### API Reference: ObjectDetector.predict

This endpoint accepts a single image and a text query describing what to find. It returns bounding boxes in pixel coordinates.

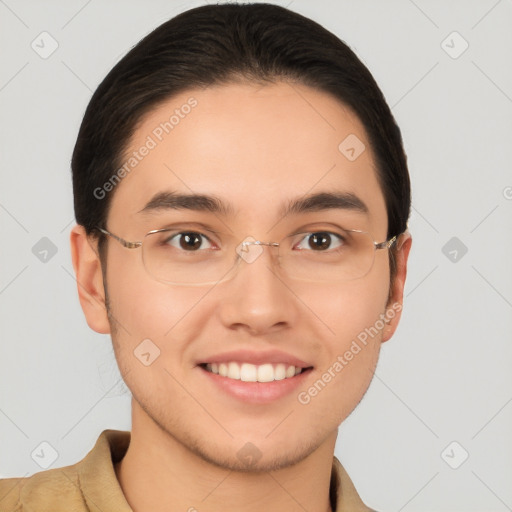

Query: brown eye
[165,232,213,251]
[308,232,331,251]
[295,232,344,251]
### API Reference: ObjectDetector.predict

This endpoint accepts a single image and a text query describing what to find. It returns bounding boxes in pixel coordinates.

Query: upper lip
[198,349,312,369]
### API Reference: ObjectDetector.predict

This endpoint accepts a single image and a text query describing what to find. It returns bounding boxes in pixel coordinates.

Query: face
[79,81,409,471]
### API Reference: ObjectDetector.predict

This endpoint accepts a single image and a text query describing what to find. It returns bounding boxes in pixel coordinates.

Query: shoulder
[0,429,131,512]
[0,462,83,511]
[331,456,382,512]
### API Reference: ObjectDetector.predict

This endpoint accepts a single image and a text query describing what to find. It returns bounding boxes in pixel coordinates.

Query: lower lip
[199,366,313,404]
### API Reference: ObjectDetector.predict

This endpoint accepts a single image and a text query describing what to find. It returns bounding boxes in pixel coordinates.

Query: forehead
[109,81,387,234]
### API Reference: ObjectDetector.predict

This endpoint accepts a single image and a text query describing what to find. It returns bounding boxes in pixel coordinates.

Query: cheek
[296,284,384,425]
[105,275,207,393]
[106,263,217,371]
[107,252,201,336]
[300,275,389,348]
[294,277,387,414]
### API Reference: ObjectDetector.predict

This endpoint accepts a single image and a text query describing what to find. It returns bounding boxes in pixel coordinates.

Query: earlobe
[382,231,412,343]
[70,225,111,334]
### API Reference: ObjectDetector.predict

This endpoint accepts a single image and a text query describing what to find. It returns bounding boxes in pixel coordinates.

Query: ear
[381,231,412,343]
[70,224,111,334]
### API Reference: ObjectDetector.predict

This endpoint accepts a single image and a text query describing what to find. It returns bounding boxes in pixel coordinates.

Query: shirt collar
[77,429,374,511]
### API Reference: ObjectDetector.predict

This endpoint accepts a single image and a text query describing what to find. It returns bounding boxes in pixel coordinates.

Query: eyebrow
[137,190,369,218]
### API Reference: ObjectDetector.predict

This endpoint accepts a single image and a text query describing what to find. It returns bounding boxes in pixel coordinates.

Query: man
[0,3,411,511]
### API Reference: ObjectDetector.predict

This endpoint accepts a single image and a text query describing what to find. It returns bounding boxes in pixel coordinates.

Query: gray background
[1,0,511,510]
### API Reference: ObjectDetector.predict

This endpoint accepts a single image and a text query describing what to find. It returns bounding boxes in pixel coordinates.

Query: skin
[70,81,412,512]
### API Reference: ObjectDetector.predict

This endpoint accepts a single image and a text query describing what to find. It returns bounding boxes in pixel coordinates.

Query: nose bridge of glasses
[230,237,282,274]
[241,240,280,249]
[238,237,280,256]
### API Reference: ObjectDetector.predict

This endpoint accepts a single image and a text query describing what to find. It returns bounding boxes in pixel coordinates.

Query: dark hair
[71,2,410,288]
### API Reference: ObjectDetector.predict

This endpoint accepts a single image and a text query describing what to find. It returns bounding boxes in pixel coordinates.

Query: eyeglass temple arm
[375,235,397,250]
[95,227,142,249]
[375,228,411,251]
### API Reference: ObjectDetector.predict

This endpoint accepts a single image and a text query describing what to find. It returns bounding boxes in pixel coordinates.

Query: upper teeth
[205,362,303,382]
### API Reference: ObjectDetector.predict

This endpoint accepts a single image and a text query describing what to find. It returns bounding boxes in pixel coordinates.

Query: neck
[115,400,337,512]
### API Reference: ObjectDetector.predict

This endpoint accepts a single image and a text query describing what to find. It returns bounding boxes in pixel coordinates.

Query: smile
[203,362,307,382]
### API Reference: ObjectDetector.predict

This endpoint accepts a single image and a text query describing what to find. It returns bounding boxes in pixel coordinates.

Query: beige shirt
[0,429,375,511]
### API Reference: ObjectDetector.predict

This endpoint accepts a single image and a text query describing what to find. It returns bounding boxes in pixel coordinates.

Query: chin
[136,391,334,473]
[191,439,319,473]
[154,417,321,473]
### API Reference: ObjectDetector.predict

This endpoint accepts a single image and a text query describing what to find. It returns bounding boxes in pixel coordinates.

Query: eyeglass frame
[93,225,407,285]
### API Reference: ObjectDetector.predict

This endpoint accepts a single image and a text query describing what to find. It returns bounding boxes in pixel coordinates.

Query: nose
[216,241,300,335]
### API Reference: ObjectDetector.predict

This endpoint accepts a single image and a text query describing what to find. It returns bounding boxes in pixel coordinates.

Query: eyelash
[162,230,346,252]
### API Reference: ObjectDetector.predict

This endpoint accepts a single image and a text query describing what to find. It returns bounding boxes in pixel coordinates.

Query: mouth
[199,362,313,383]
[196,349,314,403]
